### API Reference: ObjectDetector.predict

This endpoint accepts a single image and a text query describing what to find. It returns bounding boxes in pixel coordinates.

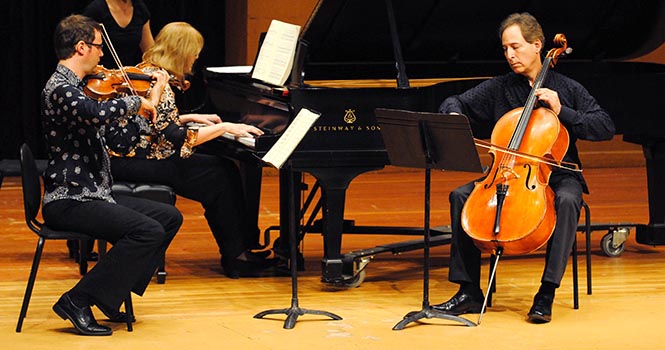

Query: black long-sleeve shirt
[438,70,615,170]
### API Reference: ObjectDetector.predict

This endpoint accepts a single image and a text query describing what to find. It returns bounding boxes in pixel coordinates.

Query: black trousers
[43,196,182,310]
[447,171,583,289]
[110,153,259,259]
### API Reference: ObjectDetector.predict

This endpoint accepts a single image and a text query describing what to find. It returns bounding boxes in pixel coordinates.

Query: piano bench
[109,182,177,284]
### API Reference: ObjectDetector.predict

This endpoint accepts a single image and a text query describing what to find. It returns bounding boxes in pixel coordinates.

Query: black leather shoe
[432,290,483,315]
[246,249,272,259]
[95,302,135,323]
[221,255,279,279]
[52,293,112,336]
[527,293,553,323]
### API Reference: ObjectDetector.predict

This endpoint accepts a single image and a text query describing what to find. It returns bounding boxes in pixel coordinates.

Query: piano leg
[636,141,665,244]
[304,167,383,284]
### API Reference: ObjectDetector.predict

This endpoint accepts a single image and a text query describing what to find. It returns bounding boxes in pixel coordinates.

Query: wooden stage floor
[1,166,664,350]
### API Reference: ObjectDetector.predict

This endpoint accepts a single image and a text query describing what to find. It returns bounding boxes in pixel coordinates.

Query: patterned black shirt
[41,64,142,205]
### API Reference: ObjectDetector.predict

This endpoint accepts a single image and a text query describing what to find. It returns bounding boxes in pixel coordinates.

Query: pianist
[102,22,275,278]
[434,12,615,323]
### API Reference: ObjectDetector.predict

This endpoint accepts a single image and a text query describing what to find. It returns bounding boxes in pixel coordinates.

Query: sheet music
[251,19,301,86]
[262,108,320,169]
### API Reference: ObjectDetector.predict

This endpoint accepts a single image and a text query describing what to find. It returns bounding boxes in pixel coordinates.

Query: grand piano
[202,0,665,284]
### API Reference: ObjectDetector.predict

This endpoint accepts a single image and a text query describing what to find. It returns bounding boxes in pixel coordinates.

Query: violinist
[101,22,276,279]
[434,13,615,323]
[68,0,155,262]
[42,14,182,335]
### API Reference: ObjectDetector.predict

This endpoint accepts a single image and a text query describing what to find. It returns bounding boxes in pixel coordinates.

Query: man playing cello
[434,12,615,323]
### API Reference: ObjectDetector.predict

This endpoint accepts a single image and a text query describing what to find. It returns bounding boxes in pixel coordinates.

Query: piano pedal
[272,237,305,271]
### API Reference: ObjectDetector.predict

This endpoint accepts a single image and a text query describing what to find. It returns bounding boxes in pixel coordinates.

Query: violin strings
[99,24,138,96]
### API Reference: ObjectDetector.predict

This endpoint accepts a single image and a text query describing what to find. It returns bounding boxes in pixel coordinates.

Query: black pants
[110,153,259,259]
[447,171,583,289]
[43,196,182,310]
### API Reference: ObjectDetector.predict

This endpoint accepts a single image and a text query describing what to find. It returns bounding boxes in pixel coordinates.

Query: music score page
[262,108,320,169]
[251,19,301,86]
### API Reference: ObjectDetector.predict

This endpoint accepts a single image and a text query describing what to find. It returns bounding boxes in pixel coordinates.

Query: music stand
[254,163,342,329]
[374,108,482,330]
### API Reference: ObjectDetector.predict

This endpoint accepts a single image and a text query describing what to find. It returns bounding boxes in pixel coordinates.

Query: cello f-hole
[524,164,536,190]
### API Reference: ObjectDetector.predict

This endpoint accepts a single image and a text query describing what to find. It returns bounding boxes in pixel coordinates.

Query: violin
[84,65,151,100]
[84,65,191,100]
[461,34,572,257]
[83,23,190,101]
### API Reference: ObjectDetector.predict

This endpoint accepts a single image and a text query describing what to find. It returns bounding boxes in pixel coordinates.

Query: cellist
[433,12,615,323]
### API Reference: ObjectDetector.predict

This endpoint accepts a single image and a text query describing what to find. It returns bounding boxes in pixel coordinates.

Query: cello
[460,33,574,322]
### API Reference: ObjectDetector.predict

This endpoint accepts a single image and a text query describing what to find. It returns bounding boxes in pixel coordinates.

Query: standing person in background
[83,0,154,67]
[43,14,182,335]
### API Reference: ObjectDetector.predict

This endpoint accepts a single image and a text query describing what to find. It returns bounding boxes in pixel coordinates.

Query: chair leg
[16,237,46,332]
[98,240,107,257]
[572,239,579,310]
[582,202,592,295]
[79,238,93,275]
[156,251,167,284]
[125,294,134,332]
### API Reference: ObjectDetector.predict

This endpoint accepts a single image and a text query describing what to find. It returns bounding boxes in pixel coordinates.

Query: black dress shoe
[95,302,135,323]
[52,293,112,336]
[221,255,279,279]
[527,293,553,323]
[432,290,483,315]
[246,249,272,259]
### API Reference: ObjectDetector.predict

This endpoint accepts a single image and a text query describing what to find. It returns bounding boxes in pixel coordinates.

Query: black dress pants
[447,171,583,289]
[110,153,259,260]
[43,196,182,310]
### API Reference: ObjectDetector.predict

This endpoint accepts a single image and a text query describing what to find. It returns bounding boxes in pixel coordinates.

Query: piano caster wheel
[342,268,366,288]
[328,256,371,289]
[601,229,627,257]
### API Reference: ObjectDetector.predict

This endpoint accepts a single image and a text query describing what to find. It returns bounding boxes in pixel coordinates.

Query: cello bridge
[499,165,520,181]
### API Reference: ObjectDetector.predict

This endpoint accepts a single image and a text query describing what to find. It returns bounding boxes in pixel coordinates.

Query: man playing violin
[434,12,615,323]
[42,14,182,335]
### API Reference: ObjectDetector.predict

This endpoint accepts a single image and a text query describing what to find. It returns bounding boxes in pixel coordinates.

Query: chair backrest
[19,143,43,232]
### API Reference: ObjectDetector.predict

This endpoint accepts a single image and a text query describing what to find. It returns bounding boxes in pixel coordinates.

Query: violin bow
[99,24,139,96]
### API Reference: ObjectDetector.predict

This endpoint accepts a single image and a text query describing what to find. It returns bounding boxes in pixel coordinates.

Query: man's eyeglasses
[84,41,104,50]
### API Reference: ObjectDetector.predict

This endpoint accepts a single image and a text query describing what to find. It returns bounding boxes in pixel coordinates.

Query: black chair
[487,200,592,310]
[110,181,176,284]
[15,143,133,333]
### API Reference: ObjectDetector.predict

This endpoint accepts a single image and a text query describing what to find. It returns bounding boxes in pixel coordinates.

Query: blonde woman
[103,22,273,278]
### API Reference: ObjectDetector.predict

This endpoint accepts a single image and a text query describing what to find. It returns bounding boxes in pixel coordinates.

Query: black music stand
[374,108,483,330]
[254,162,342,329]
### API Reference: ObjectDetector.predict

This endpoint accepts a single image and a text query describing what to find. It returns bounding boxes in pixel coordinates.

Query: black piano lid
[298,0,665,80]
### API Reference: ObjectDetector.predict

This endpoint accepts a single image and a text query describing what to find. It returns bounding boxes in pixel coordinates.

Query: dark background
[1,1,227,159]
